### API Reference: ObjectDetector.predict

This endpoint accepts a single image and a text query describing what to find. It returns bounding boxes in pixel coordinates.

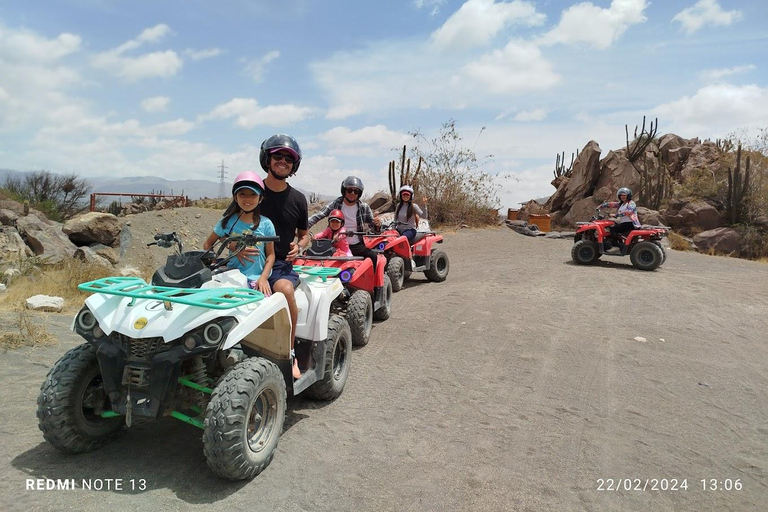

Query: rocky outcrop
[593,149,641,196]
[693,227,740,256]
[662,199,724,235]
[16,214,78,264]
[0,228,33,264]
[63,212,122,246]
[546,141,601,213]
[637,207,667,227]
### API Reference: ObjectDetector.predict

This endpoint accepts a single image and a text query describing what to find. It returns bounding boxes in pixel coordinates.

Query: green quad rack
[292,265,341,282]
[78,276,264,310]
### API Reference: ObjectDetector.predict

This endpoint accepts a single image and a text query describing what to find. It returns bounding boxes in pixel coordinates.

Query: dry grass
[667,231,692,251]
[0,259,128,313]
[192,197,231,209]
[0,306,55,350]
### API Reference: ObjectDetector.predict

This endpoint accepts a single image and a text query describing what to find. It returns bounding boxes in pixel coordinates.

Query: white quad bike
[37,232,352,480]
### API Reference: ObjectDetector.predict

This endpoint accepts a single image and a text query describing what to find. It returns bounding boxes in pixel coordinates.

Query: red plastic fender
[412,234,443,257]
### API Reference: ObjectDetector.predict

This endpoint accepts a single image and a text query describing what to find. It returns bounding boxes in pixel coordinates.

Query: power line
[217,160,228,198]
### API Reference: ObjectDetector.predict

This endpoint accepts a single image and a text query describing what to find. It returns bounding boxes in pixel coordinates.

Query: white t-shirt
[341,202,359,245]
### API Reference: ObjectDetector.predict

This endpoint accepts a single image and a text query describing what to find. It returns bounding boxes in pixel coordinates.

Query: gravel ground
[1,212,766,512]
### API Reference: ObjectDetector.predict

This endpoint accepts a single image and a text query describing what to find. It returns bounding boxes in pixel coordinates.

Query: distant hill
[0,169,331,202]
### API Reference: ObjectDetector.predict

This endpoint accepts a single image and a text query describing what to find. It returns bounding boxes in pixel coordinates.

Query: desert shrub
[2,170,91,221]
[676,167,724,202]
[667,231,692,251]
[737,224,768,260]
[0,306,54,350]
[408,120,499,227]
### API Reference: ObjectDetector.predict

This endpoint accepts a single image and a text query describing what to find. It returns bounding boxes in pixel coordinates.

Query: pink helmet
[232,171,265,196]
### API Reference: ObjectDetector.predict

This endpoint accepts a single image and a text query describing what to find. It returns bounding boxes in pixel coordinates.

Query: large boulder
[544,176,570,212]
[693,227,740,256]
[369,191,393,213]
[0,209,19,226]
[560,141,602,210]
[0,199,54,224]
[517,199,548,222]
[663,199,724,235]
[16,214,78,264]
[63,212,122,246]
[637,207,667,227]
[74,246,113,267]
[564,196,600,226]
[658,133,698,175]
[594,149,641,196]
[0,228,33,264]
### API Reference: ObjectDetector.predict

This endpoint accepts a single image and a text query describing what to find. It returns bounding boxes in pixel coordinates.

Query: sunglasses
[344,188,361,195]
[271,153,295,164]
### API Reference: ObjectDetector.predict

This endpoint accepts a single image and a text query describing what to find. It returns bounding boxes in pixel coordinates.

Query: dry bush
[408,120,500,228]
[0,259,117,313]
[0,306,55,350]
[192,198,231,210]
[737,224,768,260]
[667,231,692,251]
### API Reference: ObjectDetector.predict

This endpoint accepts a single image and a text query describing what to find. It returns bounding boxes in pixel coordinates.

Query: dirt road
[1,227,766,511]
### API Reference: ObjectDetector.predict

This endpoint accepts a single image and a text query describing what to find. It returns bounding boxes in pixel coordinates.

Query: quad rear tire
[373,274,393,321]
[630,241,664,271]
[307,315,352,400]
[386,256,405,292]
[37,343,123,454]
[654,241,667,265]
[347,290,373,347]
[571,239,599,265]
[203,358,286,480]
[424,249,449,282]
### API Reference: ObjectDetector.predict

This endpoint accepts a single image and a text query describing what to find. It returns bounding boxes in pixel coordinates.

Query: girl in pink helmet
[203,171,276,296]
[313,209,352,256]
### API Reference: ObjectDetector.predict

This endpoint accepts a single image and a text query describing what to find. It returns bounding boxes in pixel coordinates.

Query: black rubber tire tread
[307,315,352,401]
[37,343,123,454]
[571,239,599,265]
[203,358,286,480]
[347,290,372,347]
[654,241,667,265]
[424,249,449,282]
[386,256,405,292]
[373,274,393,321]
[630,241,664,271]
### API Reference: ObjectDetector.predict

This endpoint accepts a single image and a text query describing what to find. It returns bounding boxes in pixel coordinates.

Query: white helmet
[398,185,414,197]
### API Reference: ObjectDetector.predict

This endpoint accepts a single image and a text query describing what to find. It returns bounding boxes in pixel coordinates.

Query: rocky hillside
[517,134,767,258]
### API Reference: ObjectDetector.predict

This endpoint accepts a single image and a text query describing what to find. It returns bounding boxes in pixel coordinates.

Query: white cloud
[414,0,448,17]
[244,50,280,83]
[0,26,81,63]
[652,83,768,138]
[0,23,85,131]
[201,98,316,128]
[462,40,560,94]
[672,0,742,35]
[91,24,182,81]
[698,64,755,82]
[141,96,171,113]
[538,0,648,49]
[514,108,547,121]
[318,125,410,157]
[184,47,223,60]
[326,103,362,120]
[431,0,546,51]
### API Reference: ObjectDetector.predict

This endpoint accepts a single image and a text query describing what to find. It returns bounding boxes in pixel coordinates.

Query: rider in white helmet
[394,185,426,244]
[597,187,641,249]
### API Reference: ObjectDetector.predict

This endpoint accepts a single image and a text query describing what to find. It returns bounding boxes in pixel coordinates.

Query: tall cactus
[388,145,423,202]
[727,143,751,224]
[625,116,658,163]
[638,151,671,210]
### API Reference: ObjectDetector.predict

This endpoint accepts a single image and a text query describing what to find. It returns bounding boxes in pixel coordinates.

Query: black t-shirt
[261,182,308,260]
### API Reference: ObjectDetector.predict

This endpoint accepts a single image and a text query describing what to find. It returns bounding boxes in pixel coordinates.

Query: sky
[1,0,766,209]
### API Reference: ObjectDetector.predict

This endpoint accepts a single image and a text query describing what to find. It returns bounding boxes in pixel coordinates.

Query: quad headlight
[76,308,97,330]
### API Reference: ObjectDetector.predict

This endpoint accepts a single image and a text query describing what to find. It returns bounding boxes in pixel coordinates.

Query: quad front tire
[571,239,599,265]
[203,358,286,480]
[386,256,405,292]
[37,343,123,453]
[307,314,352,400]
[630,241,664,271]
[654,241,667,265]
[424,249,449,282]
[347,290,373,347]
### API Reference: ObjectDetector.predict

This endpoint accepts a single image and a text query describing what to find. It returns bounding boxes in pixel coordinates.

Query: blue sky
[1,0,766,209]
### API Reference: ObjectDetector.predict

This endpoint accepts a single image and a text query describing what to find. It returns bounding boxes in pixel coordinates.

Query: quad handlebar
[148,231,280,271]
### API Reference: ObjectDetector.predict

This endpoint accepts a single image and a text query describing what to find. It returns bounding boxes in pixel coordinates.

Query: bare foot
[292,359,302,379]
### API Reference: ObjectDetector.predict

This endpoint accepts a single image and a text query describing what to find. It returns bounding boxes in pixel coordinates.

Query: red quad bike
[572,208,668,271]
[293,240,392,348]
[357,221,449,292]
